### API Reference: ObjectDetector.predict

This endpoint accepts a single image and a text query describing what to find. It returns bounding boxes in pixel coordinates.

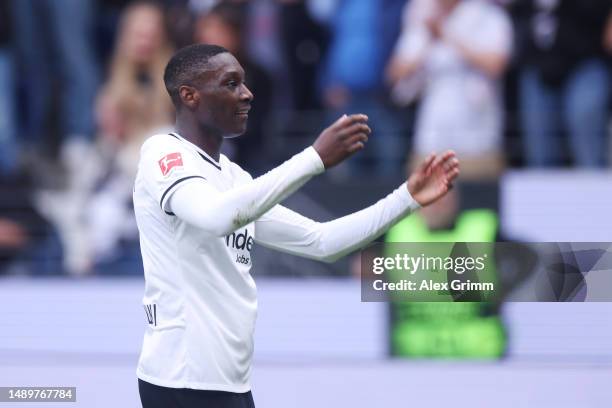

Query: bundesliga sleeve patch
[158,152,184,176]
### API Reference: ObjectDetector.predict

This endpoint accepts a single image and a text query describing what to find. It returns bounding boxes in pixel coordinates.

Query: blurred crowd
[0,0,610,276]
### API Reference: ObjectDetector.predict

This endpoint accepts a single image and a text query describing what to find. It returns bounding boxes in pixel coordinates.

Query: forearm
[257,184,420,263]
[257,149,459,262]
[314,183,420,262]
[386,57,423,85]
[170,147,324,236]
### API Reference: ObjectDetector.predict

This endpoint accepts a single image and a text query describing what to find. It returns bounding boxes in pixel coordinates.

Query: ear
[178,85,200,110]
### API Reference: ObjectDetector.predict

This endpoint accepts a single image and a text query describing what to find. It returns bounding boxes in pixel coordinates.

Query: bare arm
[386,57,424,85]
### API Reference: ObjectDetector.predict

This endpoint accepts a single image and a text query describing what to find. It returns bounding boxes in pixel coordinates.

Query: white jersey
[134,131,419,392]
[134,132,261,392]
[394,0,512,155]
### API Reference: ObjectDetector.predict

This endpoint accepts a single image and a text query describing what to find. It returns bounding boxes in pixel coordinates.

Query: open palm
[408,151,460,207]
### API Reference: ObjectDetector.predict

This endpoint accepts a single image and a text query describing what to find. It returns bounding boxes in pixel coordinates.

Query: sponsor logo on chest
[225,228,254,265]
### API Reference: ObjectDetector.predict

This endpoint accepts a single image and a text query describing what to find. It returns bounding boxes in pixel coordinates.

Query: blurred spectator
[36,1,172,276]
[86,0,174,275]
[0,173,63,276]
[0,1,17,177]
[321,0,405,177]
[11,0,99,177]
[194,2,274,173]
[387,0,512,180]
[244,0,288,109]
[280,0,329,112]
[510,0,612,167]
[96,1,174,161]
[242,1,328,161]
[164,0,196,48]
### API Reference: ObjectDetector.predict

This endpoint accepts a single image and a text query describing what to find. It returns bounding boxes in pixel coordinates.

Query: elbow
[297,223,345,263]
[312,236,343,263]
[322,254,342,264]
[208,212,256,238]
[315,251,341,264]
[199,220,239,238]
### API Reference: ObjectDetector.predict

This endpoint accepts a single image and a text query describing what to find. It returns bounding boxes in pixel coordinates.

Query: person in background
[96,1,174,166]
[387,0,513,180]
[10,0,99,181]
[72,0,174,275]
[194,2,274,174]
[279,0,330,113]
[510,0,611,167]
[40,0,172,276]
[0,1,17,177]
[0,173,64,276]
[320,0,406,178]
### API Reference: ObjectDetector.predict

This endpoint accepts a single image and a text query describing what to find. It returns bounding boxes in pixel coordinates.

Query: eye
[227,80,239,88]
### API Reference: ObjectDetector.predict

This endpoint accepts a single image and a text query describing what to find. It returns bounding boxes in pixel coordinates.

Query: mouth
[236,106,251,118]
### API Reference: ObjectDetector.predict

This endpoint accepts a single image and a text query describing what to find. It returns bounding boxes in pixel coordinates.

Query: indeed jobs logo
[225,228,254,265]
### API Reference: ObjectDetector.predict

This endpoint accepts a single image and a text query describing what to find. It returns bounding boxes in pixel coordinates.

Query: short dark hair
[163,44,229,107]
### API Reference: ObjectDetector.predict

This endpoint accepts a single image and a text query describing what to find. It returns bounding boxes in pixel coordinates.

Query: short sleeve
[139,135,208,214]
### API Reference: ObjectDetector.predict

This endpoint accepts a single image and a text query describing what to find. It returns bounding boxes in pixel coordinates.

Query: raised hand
[408,151,460,207]
[312,114,371,169]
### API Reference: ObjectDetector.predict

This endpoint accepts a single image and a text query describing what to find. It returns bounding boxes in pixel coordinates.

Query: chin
[224,126,248,139]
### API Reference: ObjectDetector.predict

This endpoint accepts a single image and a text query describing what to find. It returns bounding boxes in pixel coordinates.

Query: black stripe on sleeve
[159,175,207,212]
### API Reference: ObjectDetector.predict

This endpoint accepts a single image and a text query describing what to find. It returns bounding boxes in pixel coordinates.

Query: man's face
[192,52,253,137]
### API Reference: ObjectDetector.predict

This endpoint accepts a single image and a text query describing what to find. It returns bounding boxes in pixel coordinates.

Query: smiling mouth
[236,106,251,116]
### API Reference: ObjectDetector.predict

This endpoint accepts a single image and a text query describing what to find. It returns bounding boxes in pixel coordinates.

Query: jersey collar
[169,132,222,171]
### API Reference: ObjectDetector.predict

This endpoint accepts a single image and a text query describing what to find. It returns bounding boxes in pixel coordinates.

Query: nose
[240,83,253,103]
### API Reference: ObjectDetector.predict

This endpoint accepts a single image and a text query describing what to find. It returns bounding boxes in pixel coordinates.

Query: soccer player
[134,44,459,408]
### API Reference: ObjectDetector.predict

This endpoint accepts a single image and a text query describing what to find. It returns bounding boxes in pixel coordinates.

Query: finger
[343,114,369,126]
[443,157,459,173]
[347,133,369,146]
[419,153,436,174]
[429,153,447,174]
[447,167,460,183]
[431,150,456,172]
[348,141,365,153]
[340,123,371,138]
[438,150,456,165]
[444,160,460,179]
[346,132,369,152]
[329,114,349,131]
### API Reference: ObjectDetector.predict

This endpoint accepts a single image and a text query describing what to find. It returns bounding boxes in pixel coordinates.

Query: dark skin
[173,52,459,206]
[175,53,253,160]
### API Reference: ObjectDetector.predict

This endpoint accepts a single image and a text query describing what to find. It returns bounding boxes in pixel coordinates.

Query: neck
[175,112,223,161]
